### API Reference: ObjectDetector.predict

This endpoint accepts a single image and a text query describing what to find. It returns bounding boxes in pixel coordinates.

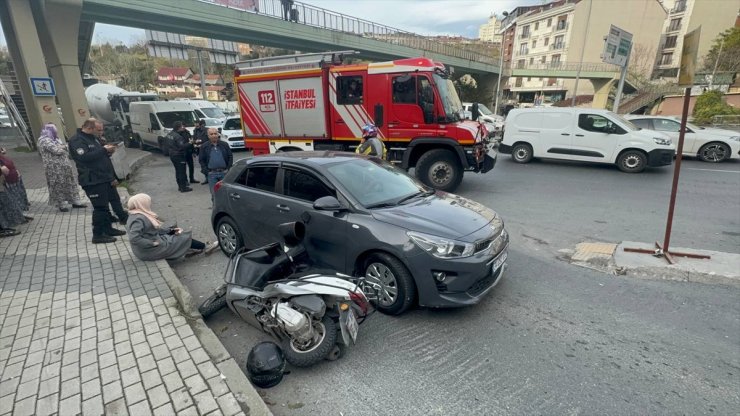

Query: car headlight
[653,137,672,145]
[407,231,475,259]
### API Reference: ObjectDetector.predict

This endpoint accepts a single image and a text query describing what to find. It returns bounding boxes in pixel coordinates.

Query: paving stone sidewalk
[0,145,255,415]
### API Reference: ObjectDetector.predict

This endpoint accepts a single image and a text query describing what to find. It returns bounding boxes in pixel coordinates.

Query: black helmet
[246,341,285,388]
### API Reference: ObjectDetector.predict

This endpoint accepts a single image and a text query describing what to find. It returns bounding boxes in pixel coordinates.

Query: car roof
[241,151,373,167]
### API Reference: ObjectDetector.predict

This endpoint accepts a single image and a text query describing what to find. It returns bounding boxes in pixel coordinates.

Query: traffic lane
[202,247,740,415]
[457,156,740,255]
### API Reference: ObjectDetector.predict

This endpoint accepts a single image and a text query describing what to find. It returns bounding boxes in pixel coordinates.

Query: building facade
[653,0,739,79]
[478,14,503,43]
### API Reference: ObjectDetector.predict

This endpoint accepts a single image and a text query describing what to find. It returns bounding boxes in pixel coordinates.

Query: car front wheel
[617,150,647,173]
[511,143,533,163]
[216,217,243,256]
[698,142,730,163]
[363,253,416,315]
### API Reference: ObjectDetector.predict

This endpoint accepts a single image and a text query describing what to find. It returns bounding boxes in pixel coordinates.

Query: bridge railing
[509,61,621,73]
[198,0,500,67]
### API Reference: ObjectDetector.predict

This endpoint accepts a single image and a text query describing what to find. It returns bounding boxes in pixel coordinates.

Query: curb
[125,152,273,416]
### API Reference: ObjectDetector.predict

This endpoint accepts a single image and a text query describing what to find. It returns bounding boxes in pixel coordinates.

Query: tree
[692,90,739,125]
[454,74,478,103]
[702,26,740,73]
[627,43,656,87]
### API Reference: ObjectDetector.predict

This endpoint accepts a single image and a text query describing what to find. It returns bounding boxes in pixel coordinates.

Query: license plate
[345,310,359,344]
[493,251,507,274]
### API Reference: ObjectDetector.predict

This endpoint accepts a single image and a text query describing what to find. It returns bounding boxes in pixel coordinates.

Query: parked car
[219,116,245,150]
[211,152,509,315]
[499,107,675,173]
[462,102,505,135]
[625,115,740,163]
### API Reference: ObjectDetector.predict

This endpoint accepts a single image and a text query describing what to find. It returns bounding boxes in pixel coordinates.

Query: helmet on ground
[361,123,378,138]
[246,341,286,388]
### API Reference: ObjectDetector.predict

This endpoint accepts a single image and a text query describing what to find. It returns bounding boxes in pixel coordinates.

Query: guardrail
[510,61,621,72]
[712,115,740,128]
[198,0,500,67]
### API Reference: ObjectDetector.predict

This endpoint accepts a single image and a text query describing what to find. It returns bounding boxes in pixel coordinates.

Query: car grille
[474,229,508,255]
[467,266,503,296]
[227,136,243,142]
[475,238,493,253]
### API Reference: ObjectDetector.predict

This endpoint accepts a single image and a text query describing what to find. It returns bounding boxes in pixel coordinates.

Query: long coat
[37,135,81,207]
[126,214,192,261]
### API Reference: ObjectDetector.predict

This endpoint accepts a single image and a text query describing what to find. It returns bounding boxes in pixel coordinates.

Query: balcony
[519,33,531,39]
[517,48,530,56]
[550,43,565,50]
[554,21,568,32]
[670,2,686,14]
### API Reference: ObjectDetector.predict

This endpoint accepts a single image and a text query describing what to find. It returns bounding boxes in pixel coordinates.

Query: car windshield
[607,111,637,131]
[477,104,494,116]
[157,111,196,128]
[224,118,242,130]
[325,158,430,208]
[434,73,463,123]
[201,107,225,119]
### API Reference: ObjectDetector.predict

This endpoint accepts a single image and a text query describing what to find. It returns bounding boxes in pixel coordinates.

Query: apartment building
[653,0,739,79]
[507,0,665,105]
[478,14,503,43]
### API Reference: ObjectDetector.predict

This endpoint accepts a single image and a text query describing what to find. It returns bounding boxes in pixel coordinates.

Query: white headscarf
[127,193,162,228]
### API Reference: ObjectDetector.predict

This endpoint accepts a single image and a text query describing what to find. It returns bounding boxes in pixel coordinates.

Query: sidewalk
[0,142,270,415]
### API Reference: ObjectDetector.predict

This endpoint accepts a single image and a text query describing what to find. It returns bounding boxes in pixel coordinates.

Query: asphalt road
[130,151,740,415]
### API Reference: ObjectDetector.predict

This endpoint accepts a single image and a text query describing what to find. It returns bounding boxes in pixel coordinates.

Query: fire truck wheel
[416,149,463,192]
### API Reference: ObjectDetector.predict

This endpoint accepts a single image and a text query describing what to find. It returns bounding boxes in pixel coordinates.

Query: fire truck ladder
[235,50,359,71]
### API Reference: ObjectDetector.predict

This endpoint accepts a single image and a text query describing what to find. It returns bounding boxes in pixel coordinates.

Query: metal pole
[663,87,691,253]
[570,0,592,106]
[196,49,208,100]
[612,43,632,113]
[493,38,505,115]
[709,38,724,89]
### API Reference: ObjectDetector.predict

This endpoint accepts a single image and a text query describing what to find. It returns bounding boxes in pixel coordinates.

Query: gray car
[211,152,509,315]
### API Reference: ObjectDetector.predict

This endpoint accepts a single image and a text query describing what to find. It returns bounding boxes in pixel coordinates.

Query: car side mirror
[471,103,480,122]
[218,127,222,133]
[313,196,344,211]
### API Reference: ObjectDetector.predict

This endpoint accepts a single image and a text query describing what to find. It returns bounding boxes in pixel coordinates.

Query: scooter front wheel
[199,287,227,319]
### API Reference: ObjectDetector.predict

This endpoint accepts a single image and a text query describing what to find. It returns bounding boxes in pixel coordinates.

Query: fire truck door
[329,72,370,141]
[388,75,436,140]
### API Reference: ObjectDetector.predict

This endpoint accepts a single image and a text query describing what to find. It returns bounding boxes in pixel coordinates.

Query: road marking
[687,168,740,173]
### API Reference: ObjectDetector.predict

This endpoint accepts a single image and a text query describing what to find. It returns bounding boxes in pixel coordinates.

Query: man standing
[199,128,233,200]
[182,126,198,185]
[167,121,193,193]
[69,119,128,244]
[280,0,293,20]
[192,120,209,185]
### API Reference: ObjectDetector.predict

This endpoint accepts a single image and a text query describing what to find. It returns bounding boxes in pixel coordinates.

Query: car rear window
[236,166,278,192]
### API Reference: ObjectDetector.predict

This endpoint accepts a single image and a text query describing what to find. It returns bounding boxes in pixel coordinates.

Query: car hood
[632,129,675,148]
[371,192,497,239]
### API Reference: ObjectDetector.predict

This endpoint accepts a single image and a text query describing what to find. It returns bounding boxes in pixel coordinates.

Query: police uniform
[167,129,192,191]
[69,129,128,238]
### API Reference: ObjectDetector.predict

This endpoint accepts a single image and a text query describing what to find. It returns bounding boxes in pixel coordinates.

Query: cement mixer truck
[85,84,159,147]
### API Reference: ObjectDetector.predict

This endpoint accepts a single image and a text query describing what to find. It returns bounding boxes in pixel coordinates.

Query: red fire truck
[234,51,496,192]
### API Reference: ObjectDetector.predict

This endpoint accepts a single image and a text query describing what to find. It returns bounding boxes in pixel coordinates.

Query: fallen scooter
[199,222,372,367]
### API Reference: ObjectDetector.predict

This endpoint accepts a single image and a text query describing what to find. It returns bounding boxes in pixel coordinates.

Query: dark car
[211,151,509,315]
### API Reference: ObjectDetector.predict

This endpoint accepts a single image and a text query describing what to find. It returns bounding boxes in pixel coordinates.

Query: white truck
[174,99,227,128]
[85,84,158,147]
[127,101,198,155]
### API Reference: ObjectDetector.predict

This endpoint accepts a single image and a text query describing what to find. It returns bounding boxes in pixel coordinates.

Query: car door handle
[229,193,240,200]
[276,204,290,212]
[575,134,584,137]
[561,133,570,136]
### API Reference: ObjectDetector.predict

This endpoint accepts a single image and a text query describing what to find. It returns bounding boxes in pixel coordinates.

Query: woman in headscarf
[0,147,32,222]
[0,161,24,237]
[125,193,218,261]
[37,122,87,212]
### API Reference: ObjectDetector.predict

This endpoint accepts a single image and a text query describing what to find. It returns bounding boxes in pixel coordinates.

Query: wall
[655,93,740,116]
[688,0,739,68]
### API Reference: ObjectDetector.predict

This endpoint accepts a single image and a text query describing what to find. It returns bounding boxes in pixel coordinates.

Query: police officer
[167,121,193,192]
[69,119,128,244]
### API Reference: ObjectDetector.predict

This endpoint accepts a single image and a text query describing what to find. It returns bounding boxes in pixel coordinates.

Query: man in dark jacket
[192,119,209,184]
[167,121,193,192]
[69,119,128,244]
[198,128,233,200]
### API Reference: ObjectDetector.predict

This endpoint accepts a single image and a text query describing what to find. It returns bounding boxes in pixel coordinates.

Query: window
[541,56,547,63]
[283,169,333,202]
[630,119,652,129]
[337,76,363,105]
[661,53,673,65]
[515,77,523,87]
[578,114,625,134]
[156,111,196,128]
[517,59,526,69]
[392,75,416,104]
[521,25,530,38]
[239,166,278,192]
[547,18,552,27]
[519,43,528,54]
[554,35,564,49]
[556,17,567,31]
[532,40,537,48]
[534,22,539,30]
[224,118,242,130]
[664,36,677,48]
[529,57,534,65]
[527,77,531,81]
[149,113,160,130]
[544,37,549,46]
[668,18,681,31]
[551,54,561,65]
[653,118,681,132]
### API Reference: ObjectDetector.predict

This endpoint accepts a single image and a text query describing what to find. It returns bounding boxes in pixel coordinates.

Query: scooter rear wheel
[283,315,337,367]
[199,289,227,319]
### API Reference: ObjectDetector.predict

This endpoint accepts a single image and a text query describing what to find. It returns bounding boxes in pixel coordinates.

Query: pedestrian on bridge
[281,0,294,21]
[37,122,87,212]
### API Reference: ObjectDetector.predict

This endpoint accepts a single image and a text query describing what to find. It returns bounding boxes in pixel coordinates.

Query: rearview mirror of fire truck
[471,103,480,123]
[374,104,384,128]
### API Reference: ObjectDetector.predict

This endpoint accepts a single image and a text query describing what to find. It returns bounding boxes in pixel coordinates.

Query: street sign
[601,25,633,67]
[30,77,56,96]
[678,27,701,87]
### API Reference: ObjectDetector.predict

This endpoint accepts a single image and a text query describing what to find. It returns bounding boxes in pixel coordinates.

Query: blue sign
[30,77,56,96]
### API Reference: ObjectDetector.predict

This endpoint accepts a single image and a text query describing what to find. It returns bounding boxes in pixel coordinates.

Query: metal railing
[712,115,740,128]
[198,0,500,67]
[0,77,34,150]
[509,61,620,73]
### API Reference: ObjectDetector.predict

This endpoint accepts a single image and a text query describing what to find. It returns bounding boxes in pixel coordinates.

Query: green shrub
[692,90,739,124]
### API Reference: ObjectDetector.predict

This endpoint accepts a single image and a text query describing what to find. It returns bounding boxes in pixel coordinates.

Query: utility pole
[571,0,593,106]
[493,38,506,116]
[612,43,632,113]
[709,38,724,89]
[196,49,208,100]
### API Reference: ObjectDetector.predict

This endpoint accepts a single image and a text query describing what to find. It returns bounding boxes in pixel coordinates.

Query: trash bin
[110,141,130,181]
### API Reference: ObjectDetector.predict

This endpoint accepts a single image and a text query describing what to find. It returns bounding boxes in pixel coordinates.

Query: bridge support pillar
[477,74,500,109]
[32,0,89,138]
[0,0,64,140]
[591,78,616,110]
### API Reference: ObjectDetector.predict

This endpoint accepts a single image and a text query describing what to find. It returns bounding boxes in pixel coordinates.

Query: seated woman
[125,193,218,261]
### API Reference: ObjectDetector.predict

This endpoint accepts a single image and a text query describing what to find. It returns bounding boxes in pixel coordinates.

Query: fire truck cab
[234,51,496,192]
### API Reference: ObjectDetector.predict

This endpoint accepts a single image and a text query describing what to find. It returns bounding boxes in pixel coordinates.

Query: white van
[128,101,198,154]
[219,116,245,149]
[500,108,675,173]
[177,99,227,127]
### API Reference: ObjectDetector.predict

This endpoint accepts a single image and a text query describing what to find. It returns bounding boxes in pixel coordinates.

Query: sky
[0,0,543,47]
